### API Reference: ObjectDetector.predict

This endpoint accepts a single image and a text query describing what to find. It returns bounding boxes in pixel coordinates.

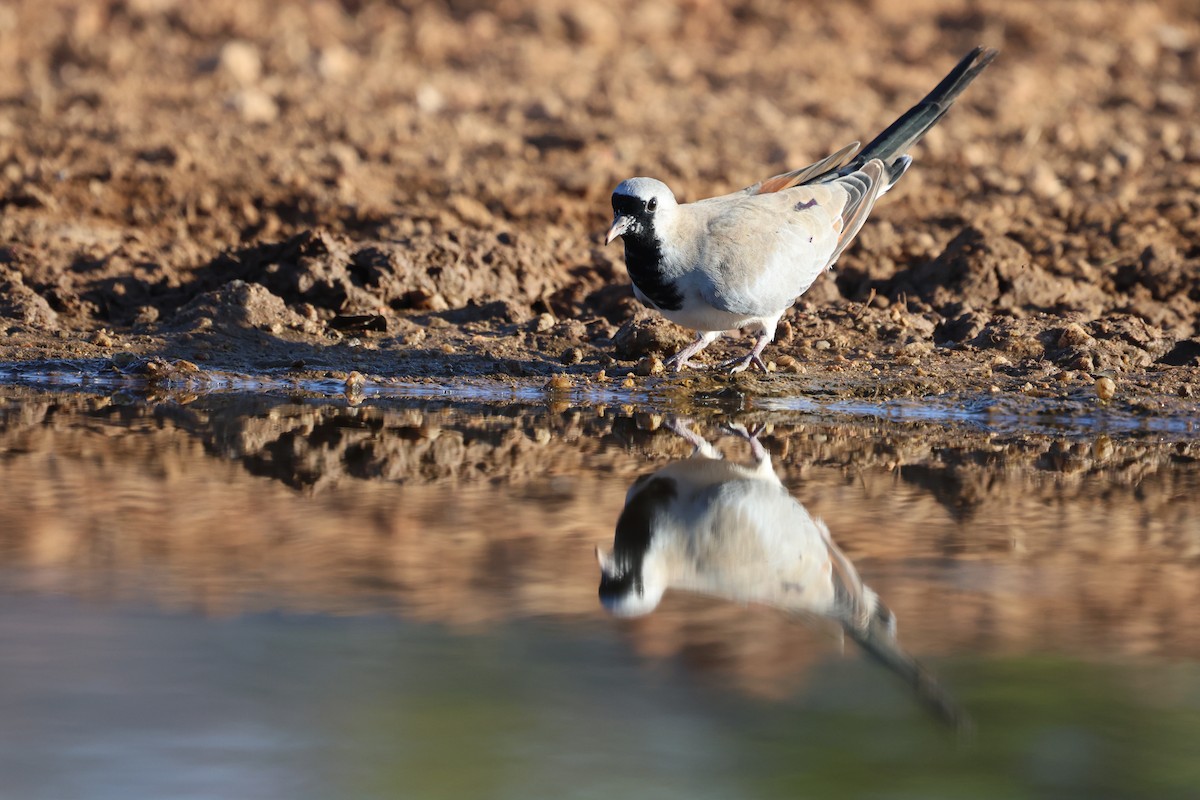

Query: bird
[604,47,998,373]
[596,419,970,729]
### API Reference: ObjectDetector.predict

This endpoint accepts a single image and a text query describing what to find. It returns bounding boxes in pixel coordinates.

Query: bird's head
[596,545,667,617]
[606,177,677,245]
[595,474,676,617]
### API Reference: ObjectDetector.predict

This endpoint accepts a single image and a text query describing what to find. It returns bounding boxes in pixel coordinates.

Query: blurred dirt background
[1,0,1199,407]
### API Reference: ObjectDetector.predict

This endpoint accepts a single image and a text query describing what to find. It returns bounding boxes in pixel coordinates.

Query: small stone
[560,347,584,365]
[1095,376,1117,402]
[1066,351,1095,372]
[814,340,831,351]
[775,354,803,373]
[345,371,366,391]
[532,313,555,333]
[1057,323,1092,349]
[229,87,278,124]
[634,355,665,376]
[775,320,794,344]
[134,306,159,326]
[218,41,262,85]
[545,374,573,391]
[595,370,609,382]
[316,45,356,80]
[621,377,636,388]
[416,84,445,114]
[989,385,1001,393]
[440,344,456,354]
[90,329,113,347]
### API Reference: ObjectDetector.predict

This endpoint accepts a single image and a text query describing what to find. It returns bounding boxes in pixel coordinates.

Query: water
[1,387,1198,799]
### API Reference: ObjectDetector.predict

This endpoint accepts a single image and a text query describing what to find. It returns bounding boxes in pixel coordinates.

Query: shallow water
[1,387,1198,799]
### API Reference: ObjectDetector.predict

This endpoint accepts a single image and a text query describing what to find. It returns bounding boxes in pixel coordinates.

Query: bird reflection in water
[596,419,970,731]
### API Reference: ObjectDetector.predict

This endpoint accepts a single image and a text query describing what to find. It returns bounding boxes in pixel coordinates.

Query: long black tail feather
[854,46,998,183]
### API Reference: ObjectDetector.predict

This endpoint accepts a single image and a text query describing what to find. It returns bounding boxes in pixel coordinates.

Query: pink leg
[666,418,722,460]
[724,423,768,462]
[665,330,722,372]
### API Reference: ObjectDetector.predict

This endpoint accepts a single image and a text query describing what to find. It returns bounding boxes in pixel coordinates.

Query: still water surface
[1,387,1198,799]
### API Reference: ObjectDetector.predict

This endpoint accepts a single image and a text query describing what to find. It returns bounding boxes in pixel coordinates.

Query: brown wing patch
[752,141,861,195]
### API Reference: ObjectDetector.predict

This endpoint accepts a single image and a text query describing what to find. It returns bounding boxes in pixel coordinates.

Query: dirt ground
[1,0,1199,414]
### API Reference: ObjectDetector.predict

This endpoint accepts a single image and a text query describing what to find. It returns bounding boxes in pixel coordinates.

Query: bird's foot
[664,354,690,372]
[664,353,706,372]
[719,353,769,375]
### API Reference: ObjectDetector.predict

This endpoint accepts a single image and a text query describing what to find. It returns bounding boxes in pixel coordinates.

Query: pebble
[532,313,555,333]
[544,374,573,391]
[218,41,262,85]
[1095,376,1117,402]
[1058,323,1093,348]
[229,87,278,124]
[559,347,584,365]
[634,355,665,376]
[775,354,803,373]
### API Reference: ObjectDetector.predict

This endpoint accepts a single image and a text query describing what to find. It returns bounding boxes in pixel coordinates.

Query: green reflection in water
[296,620,1199,800]
[3,598,1199,800]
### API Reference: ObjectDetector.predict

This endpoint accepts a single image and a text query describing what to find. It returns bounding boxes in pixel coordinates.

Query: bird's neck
[623,231,682,312]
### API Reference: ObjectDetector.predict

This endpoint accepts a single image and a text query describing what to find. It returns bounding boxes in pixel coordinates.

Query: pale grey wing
[691,481,827,599]
[694,159,887,317]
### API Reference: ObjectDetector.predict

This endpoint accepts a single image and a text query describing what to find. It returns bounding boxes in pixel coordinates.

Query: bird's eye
[647,197,658,212]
